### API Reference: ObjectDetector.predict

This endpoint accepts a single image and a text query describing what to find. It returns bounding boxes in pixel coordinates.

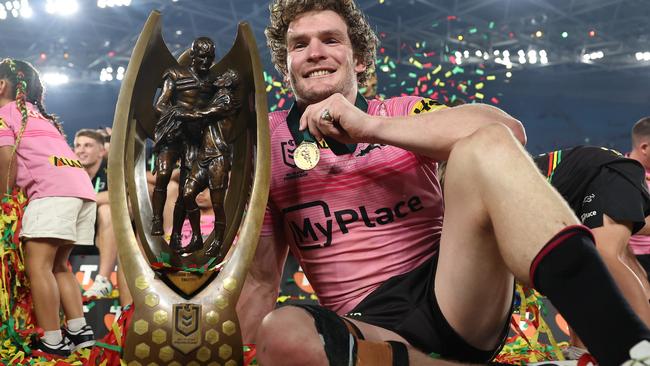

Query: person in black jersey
[534,145,650,356]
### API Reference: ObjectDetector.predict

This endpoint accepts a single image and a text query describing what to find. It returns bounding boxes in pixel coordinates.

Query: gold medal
[294,141,320,170]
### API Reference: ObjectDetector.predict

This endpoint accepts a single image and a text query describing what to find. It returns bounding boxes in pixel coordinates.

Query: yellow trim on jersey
[48,155,84,168]
[0,117,7,129]
[409,98,446,116]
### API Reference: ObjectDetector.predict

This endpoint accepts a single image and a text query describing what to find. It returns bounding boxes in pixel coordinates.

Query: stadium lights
[100,66,126,82]
[45,0,79,16]
[539,50,548,64]
[583,50,604,62]
[0,0,32,19]
[100,67,113,82]
[116,66,125,81]
[97,0,131,8]
[635,52,650,61]
[454,51,463,65]
[42,72,70,86]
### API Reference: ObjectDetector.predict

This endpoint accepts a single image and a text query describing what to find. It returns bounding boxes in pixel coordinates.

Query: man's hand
[175,106,200,121]
[298,93,376,144]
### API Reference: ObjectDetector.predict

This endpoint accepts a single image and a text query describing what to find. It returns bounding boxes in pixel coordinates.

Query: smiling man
[236,1,650,365]
[73,129,114,299]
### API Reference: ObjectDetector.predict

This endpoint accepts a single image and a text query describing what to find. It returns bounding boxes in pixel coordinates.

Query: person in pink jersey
[0,59,96,357]
[165,188,216,247]
[237,1,650,365]
[629,116,650,285]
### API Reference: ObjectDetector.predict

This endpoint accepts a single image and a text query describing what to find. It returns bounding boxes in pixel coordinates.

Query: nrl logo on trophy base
[108,10,269,365]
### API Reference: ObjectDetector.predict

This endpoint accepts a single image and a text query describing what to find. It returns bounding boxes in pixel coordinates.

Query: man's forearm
[368,103,526,161]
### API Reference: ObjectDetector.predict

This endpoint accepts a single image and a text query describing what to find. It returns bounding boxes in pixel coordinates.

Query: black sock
[530,225,650,365]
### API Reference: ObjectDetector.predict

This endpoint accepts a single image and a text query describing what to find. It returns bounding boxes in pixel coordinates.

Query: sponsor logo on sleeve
[49,155,84,168]
[410,98,445,115]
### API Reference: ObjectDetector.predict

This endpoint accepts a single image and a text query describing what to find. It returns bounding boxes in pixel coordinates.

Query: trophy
[108,10,269,365]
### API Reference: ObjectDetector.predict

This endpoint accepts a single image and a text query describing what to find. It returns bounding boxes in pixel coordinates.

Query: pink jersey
[629,168,650,254]
[0,101,95,201]
[262,96,445,314]
[178,215,215,247]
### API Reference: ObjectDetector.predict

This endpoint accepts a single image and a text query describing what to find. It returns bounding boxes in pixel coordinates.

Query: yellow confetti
[432,65,442,74]
[486,75,496,80]
[475,82,484,90]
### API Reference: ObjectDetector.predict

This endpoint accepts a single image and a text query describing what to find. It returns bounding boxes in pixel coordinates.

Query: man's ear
[641,142,650,154]
[0,79,8,97]
[353,55,367,74]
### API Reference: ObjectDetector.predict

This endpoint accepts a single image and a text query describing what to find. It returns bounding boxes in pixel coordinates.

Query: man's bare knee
[256,307,326,366]
[447,124,522,180]
[455,123,517,155]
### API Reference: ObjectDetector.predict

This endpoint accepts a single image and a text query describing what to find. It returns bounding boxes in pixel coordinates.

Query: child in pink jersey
[0,59,96,357]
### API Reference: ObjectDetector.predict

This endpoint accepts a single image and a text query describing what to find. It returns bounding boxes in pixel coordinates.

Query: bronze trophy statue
[151,35,242,256]
[178,69,241,257]
[150,37,218,244]
[108,10,269,365]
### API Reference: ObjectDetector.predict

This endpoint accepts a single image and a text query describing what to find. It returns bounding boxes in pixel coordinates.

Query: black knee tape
[296,305,353,366]
[294,305,409,366]
[387,341,409,366]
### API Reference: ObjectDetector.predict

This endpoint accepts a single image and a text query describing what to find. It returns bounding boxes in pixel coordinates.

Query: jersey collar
[286,93,368,155]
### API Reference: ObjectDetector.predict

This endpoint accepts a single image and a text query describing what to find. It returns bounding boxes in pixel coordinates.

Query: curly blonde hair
[265,0,378,86]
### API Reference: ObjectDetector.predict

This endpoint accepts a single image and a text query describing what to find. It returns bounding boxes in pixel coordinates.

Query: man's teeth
[308,70,332,77]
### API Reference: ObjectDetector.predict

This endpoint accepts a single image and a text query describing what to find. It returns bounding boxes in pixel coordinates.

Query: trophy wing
[109,10,177,291]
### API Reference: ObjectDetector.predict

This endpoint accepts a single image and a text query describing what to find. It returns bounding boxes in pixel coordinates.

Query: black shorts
[578,162,650,234]
[343,252,514,363]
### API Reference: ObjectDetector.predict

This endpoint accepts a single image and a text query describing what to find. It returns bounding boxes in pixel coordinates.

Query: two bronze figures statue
[150,36,240,257]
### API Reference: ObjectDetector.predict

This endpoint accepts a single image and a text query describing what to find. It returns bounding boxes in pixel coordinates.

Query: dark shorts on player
[343,251,514,363]
[578,161,650,234]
